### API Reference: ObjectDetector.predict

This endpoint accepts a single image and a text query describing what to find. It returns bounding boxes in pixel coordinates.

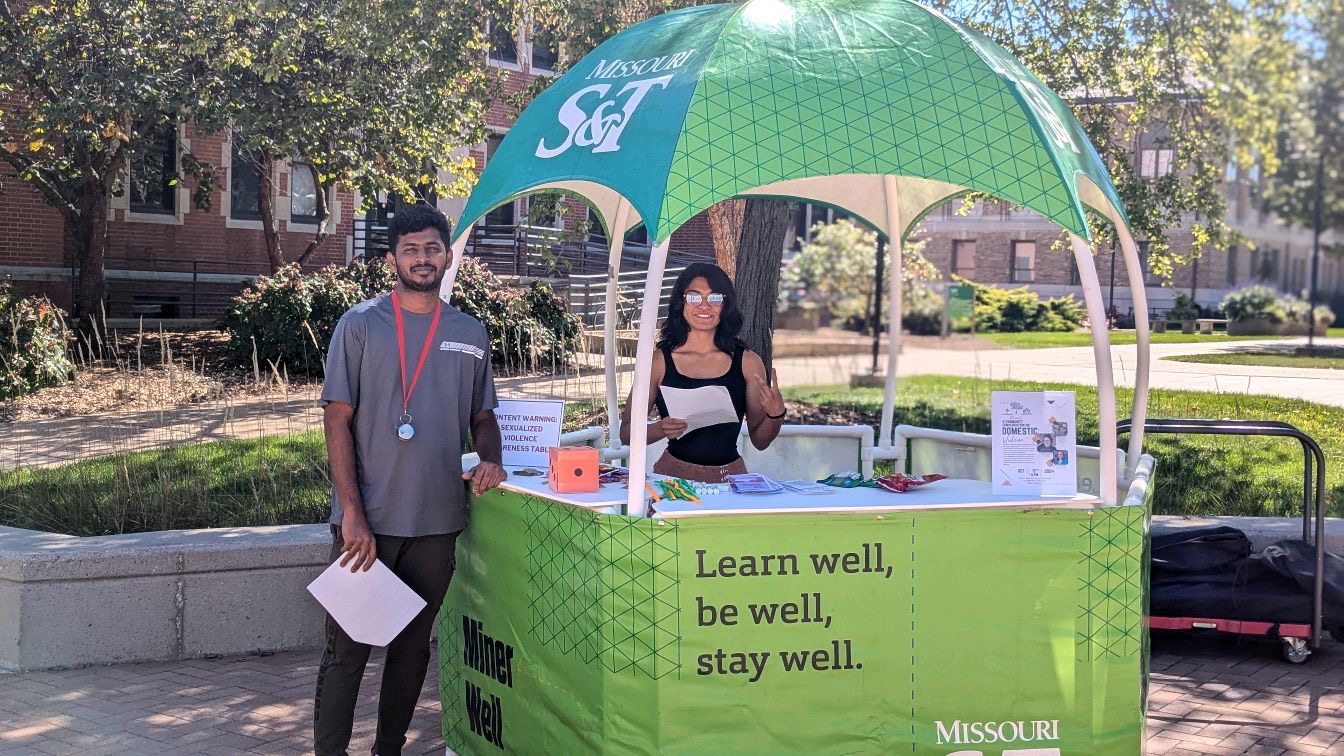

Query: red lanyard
[390,290,443,417]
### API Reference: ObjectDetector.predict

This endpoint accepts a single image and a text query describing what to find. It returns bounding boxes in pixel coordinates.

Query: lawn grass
[1166,347,1344,370]
[0,431,332,536]
[786,376,1343,519]
[976,330,1290,349]
[4,376,1340,534]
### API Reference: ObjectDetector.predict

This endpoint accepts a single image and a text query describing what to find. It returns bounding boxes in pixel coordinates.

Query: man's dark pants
[313,527,460,756]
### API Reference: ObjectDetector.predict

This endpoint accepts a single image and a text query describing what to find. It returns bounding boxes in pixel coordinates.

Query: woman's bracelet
[766,409,787,421]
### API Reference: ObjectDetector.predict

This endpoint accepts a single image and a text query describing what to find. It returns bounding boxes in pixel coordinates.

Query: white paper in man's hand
[307,558,427,646]
[660,385,740,434]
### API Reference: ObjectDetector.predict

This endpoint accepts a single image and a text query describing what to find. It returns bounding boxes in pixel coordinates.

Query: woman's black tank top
[654,344,748,466]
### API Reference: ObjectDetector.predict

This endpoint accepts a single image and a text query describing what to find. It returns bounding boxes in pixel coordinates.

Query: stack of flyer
[725,473,784,494]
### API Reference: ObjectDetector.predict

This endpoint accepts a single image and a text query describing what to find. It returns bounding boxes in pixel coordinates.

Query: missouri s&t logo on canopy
[534,49,697,159]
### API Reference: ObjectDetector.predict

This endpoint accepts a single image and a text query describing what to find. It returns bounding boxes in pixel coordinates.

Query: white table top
[496,466,1104,518]
[650,477,1102,517]
[496,465,629,510]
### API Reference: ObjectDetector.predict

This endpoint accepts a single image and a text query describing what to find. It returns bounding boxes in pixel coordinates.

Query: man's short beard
[395,271,443,293]
[397,268,445,292]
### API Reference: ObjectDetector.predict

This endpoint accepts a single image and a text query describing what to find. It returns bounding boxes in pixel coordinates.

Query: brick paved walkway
[2,634,1342,754]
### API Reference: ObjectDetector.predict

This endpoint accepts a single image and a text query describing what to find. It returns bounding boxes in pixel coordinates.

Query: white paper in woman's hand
[660,385,739,434]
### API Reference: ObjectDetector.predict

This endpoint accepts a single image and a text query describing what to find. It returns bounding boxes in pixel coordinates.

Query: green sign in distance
[948,283,976,333]
[438,489,1149,755]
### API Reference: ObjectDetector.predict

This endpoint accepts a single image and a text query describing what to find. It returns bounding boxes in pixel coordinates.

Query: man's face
[387,228,450,292]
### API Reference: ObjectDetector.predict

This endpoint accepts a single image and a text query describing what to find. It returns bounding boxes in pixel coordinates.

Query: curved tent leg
[626,240,670,517]
[604,200,632,450]
[879,175,903,450]
[1115,227,1151,476]
[440,225,473,302]
[1069,234,1118,504]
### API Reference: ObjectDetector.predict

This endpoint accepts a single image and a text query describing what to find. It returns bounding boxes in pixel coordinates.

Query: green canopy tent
[442,0,1153,514]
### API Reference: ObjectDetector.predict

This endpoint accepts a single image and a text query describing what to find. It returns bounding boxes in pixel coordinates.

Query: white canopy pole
[878,175,903,449]
[625,240,670,517]
[1068,234,1118,505]
[603,200,632,450]
[1114,227,1151,476]
[441,223,473,301]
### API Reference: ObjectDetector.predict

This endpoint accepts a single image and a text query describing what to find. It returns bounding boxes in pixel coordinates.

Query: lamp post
[1307,100,1341,354]
[1307,142,1325,354]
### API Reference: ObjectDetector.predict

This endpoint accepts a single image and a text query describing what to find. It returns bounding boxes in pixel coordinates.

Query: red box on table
[548,446,600,493]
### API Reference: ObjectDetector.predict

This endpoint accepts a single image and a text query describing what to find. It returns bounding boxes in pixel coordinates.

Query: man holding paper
[620,263,786,482]
[314,204,505,756]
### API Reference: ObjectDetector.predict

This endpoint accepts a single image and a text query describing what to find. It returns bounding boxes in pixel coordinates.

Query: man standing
[314,204,505,756]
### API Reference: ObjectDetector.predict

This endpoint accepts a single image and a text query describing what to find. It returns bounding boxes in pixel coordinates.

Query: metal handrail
[1117,417,1328,649]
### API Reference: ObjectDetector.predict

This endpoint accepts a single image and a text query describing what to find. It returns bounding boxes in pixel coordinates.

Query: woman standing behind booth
[620,263,787,483]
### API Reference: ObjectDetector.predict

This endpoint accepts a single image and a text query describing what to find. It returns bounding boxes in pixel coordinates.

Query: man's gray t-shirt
[321,293,497,536]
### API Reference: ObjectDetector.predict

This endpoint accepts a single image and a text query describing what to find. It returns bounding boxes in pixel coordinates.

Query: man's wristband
[766,409,787,420]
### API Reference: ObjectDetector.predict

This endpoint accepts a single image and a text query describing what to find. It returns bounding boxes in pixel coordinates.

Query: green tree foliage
[936,0,1307,275]
[781,220,936,328]
[0,0,216,335]
[1263,0,1343,255]
[0,282,73,399]
[194,0,499,272]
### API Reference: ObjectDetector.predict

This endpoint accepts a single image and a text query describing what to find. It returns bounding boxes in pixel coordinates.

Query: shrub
[225,257,583,377]
[223,264,365,377]
[1167,292,1201,320]
[903,286,944,335]
[1219,285,1286,323]
[960,279,1084,332]
[0,283,74,400]
[1314,305,1336,329]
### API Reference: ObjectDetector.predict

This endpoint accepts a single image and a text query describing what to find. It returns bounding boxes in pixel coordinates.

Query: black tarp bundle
[1150,526,1344,628]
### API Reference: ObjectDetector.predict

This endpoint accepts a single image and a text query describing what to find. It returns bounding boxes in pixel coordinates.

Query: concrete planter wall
[1226,317,1328,336]
[0,524,330,672]
[1226,316,1282,336]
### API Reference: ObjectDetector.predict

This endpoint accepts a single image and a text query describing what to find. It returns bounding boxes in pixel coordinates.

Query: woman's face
[682,276,722,333]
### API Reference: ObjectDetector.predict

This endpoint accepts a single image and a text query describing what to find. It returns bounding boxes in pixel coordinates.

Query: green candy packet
[817,472,877,488]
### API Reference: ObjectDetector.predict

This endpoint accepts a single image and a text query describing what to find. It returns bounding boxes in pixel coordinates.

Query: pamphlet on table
[991,390,1078,497]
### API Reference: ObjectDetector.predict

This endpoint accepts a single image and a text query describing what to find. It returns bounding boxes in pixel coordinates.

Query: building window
[1068,254,1081,286]
[1010,240,1035,283]
[290,161,320,222]
[952,240,976,279]
[531,25,559,72]
[1226,246,1239,287]
[1137,241,1160,284]
[482,134,516,226]
[488,20,518,65]
[1139,148,1174,179]
[230,138,264,220]
[129,124,177,213]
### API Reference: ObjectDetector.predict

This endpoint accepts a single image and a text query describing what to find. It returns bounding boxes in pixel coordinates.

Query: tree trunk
[295,180,332,266]
[731,198,793,370]
[258,153,284,272]
[706,199,745,278]
[72,177,110,343]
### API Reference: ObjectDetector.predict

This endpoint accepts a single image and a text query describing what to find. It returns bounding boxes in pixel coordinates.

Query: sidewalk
[2,636,1341,754]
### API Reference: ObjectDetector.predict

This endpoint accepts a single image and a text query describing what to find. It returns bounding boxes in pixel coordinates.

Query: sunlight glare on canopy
[742,0,796,27]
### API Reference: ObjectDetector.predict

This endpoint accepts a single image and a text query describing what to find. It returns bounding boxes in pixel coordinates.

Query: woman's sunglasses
[684,292,725,306]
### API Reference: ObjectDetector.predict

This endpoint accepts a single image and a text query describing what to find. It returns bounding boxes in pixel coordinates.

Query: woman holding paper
[620,263,786,482]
